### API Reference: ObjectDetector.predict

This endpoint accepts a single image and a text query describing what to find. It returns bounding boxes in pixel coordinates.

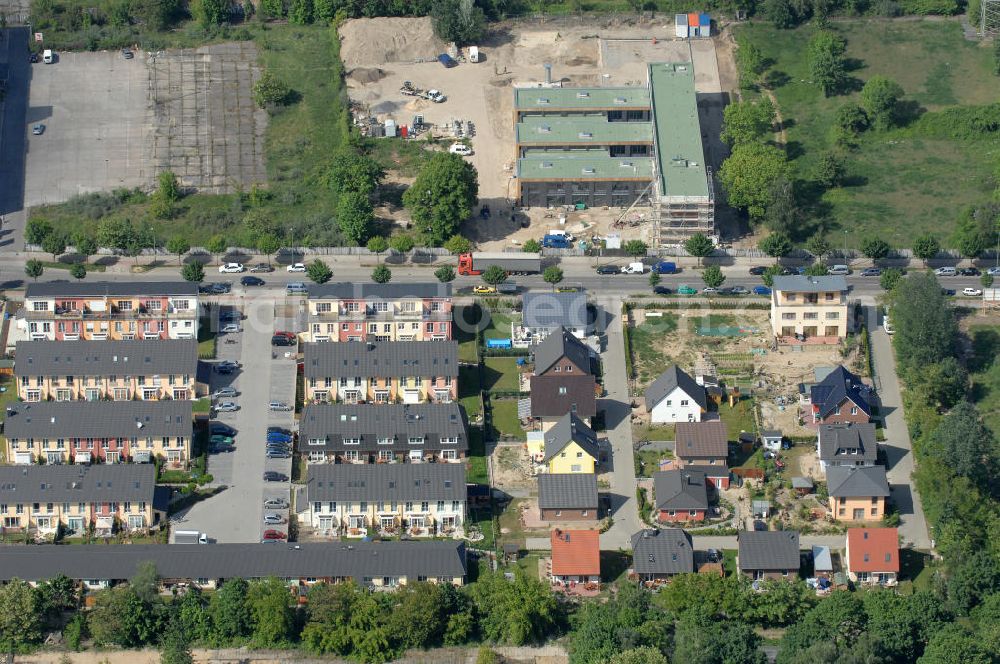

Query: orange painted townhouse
[550,529,601,589]
[846,527,899,586]
[305,283,453,342]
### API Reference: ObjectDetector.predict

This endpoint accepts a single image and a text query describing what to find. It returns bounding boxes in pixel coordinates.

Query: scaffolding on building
[650,166,716,246]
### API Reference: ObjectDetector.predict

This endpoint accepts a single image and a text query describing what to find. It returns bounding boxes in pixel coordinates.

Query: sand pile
[348,67,388,83]
[339,17,447,67]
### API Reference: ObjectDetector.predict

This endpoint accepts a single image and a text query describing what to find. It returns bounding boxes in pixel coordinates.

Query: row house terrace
[0,464,164,537]
[303,340,458,404]
[298,403,468,464]
[15,340,201,402]
[3,401,193,466]
[306,283,453,342]
[20,282,200,341]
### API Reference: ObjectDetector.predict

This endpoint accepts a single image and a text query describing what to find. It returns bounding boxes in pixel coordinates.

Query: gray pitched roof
[630,528,694,575]
[522,291,588,330]
[542,413,600,462]
[810,365,873,419]
[533,327,592,375]
[308,282,451,300]
[0,541,467,583]
[529,374,597,419]
[653,470,708,511]
[818,423,877,463]
[537,473,598,509]
[303,341,458,378]
[25,281,198,298]
[772,275,848,293]
[15,340,198,377]
[3,401,192,439]
[0,464,157,504]
[826,465,890,498]
[298,403,467,452]
[674,420,728,459]
[812,545,833,572]
[307,464,466,503]
[738,531,801,570]
[644,364,706,411]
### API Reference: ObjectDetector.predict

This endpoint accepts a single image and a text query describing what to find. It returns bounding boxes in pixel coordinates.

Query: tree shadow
[93,256,120,267]
[968,327,1000,373]
[784,140,806,161]
[763,70,790,89]
[840,174,869,188]
[378,182,407,208]
[894,100,925,128]
[781,118,797,131]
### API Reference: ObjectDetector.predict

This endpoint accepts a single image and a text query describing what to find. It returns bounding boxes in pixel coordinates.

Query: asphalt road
[0,28,29,249]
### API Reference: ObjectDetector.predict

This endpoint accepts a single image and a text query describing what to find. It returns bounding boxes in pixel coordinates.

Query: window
[32,301,49,311]
[781,313,796,320]
[558,387,567,395]
[851,407,858,415]
[825,293,835,301]
[420,501,429,512]
[826,312,840,319]
[316,302,332,313]
[680,399,689,406]
[571,464,581,472]
[786,294,796,302]
[405,502,413,511]
[437,501,445,512]
[803,312,819,320]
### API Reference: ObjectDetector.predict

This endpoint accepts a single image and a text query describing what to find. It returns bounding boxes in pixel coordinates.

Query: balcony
[32,306,196,321]
[310,308,452,323]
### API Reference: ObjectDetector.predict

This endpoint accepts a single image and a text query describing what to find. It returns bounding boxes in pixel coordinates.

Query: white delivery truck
[621,262,647,274]
[174,530,208,544]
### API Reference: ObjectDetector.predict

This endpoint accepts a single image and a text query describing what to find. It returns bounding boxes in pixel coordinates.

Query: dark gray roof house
[533,327,592,376]
[15,340,198,377]
[307,283,452,300]
[298,403,468,453]
[537,473,599,511]
[810,365,873,419]
[0,464,157,504]
[644,364,706,411]
[738,531,801,573]
[542,413,600,462]
[530,327,597,419]
[24,281,199,298]
[0,542,468,584]
[827,465,890,498]
[307,464,467,503]
[3,401,192,440]
[818,423,878,464]
[674,420,728,460]
[653,470,708,511]
[522,291,590,334]
[303,341,458,379]
[630,528,694,577]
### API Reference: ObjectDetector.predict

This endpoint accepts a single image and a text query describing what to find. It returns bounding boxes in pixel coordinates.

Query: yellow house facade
[770,275,849,341]
[538,413,600,474]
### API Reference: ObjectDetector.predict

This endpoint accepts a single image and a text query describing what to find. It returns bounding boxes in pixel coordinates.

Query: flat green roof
[517,151,654,181]
[516,116,653,146]
[648,62,710,200]
[514,86,650,110]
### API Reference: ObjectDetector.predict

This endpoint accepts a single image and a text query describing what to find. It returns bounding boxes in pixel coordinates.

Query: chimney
[544,64,552,84]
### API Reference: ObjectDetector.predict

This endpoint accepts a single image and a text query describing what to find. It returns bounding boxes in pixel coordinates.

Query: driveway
[595,297,642,550]
[865,304,931,549]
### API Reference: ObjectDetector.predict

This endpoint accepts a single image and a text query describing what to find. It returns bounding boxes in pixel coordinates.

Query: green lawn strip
[482,357,522,393]
[459,365,483,421]
[467,426,488,485]
[0,375,18,463]
[37,260,107,272]
[969,325,1000,436]
[714,396,757,442]
[481,311,519,342]
[490,399,525,441]
[197,317,217,360]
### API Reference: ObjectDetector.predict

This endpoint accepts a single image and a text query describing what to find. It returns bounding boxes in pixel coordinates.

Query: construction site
[337,16,731,251]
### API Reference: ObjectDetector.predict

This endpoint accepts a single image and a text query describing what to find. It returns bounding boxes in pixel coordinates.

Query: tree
[861,236,891,262]
[435,266,456,283]
[813,151,846,188]
[431,0,486,45]
[861,76,904,131]
[891,272,958,378]
[674,611,765,664]
[289,0,314,24]
[307,259,333,285]
[920,624,993,664]
[684,233,715,266]
[206,235,227,263]
[25,218,53,245]
[181,261,205,283]
[912,234,941,263]
[337,191,374,245]
[468,572,563,645]
[608,647,668,664]
[762,264,785,287]
[210,578,251,644]
[543,266,564,289]
[759,231,793,258]
[804,262,829,276]
[736,41,766,88]
[721,98,775,146]
[570,585,671,664]
[808,31,848,97]
[918,358,968,409]
[982,273,994,289]
[624,239,648,257]
[390,234,415,254]
[403,152,479,246]
[927,401,998,491]
[833,104,870,147]
[256,234,281,264]
[443,235,472,255]
[372,265,392,284]
[72,231,98,260]
[327,148,385,198]
[0,579,42,651]
[253,70,291,108]
[702,265,726,288]
[191,0,227,27]
[160,618,194,664]
[88,587,160,648]
[259,0,285,17]
[781,592,866,656]
[366,236,389,261]
[247,578,294,648]
[719,141,789,220]
[97,218,138,253]
[880,268,903,291]
[763,177,801,234]
[649,271,661,288]
[522,239,541,253]
[764,0,798,28]
[70,263,87,280]
[951,209,991,258]
[166,236,190,265]
[24,260,43,281]
[42,231,67,260]
[387,583,447,650]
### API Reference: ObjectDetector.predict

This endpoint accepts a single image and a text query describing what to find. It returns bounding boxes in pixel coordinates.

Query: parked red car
[262,529,287,541]
[273,331,296,340]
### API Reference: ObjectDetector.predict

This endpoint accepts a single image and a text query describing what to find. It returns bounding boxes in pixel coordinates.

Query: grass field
[735,19,999,246]
[482,357,523,393]
[714,396,757,441]
[969,325,1000,436]
[491,399,526,441]
[629,316,678,383]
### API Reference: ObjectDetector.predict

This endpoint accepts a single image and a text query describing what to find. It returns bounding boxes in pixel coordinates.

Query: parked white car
[219,262,244,273]
[286,263,306,273]
[988,266,1000,276]
[934,266,957,277]
[962,287,983,297]
[449,143,473,156]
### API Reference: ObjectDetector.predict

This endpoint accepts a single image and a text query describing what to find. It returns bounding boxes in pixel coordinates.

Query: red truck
[457,252,542,276]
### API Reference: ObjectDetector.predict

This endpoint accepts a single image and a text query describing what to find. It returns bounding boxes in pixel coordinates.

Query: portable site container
[675,13,688,38]
[384,119,396,138]
[687,13,699,37]
[698,13,711,37]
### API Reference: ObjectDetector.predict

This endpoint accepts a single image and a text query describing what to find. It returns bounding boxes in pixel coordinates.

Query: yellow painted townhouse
[0,464,164,537]
[770,275,849,343]
[14,340,201,402]
[3,400,193,466]
[302,340,458,404]
[528,413,601,474]
[306,283,453,342]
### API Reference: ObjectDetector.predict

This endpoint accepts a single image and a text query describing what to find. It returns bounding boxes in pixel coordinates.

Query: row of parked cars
[219,262,307,274]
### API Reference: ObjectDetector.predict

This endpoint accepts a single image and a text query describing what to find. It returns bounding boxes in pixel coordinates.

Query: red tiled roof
[847,527,899,573]
[550,529,600,576]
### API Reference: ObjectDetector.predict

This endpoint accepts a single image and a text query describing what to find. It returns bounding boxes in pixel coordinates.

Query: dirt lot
[490,442,535,491]
[339,16,727,250]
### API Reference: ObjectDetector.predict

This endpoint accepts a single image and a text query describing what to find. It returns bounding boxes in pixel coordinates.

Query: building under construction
[512,61,714,245]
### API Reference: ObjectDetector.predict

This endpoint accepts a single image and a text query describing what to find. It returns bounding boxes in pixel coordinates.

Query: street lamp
[843,230,848,260]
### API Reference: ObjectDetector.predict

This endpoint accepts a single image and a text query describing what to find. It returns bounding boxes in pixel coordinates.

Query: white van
[42,49,54,64]
[828,264,851,275]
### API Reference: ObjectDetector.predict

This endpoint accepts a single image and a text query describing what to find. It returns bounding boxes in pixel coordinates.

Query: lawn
[454,305,481,364]
[482,357,523,393]
[481,311,520,342]
[713,396,757,441]
[735,19,999,245]
[490,399,526,441]
[0,375,19,463]
[634,423,676,443]
[629,316,678,383]
[467,426,488,485]
[197,318,217,360]
[634,448,669,478]
[459,365,484,422]
[969,325,1000,436]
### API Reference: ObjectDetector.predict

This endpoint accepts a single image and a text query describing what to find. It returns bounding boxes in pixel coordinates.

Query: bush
[253,70,292,108]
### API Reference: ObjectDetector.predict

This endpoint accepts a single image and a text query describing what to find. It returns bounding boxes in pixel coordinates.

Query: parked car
[214,365,234,375]
[266,450,291,459]
[250,263,274,273]
[272,335,296,347]
[269,401,292,412]
[653,286,672,296]
[473,285,497,294]
[209,434,235,446]
[753,285,772,296]
[860,268,882,277]
[962,287,983,297]
[941,288,956,296]
[437,53,457,67]
[959,267,981,276]
[214,401,239,413]
[263,471,288,482]
[677,285,698,295]
[240,276,265,286]
[449,143,473,156]
[273,331,296,340]
[828,265,851,275]
[209,443,234,453]
[212,387,238,399]
[267,432,293,444]
[262,529,287,540]
[596,265,619,275]
[31,123,45,135]
[287,263,307,273]
[748,266,766,276]
[263,498,289,509]
[219,262,244,273]
[221,323,241,333]
[207,282,231,294]
[701,287,719,296]
[268,426,293,436]
[211,424,236,436]
[934,266,957,277]
[730,286,750,295]
[217,360,240,370]
[263,514,285,525]
[988,266,1000,276]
